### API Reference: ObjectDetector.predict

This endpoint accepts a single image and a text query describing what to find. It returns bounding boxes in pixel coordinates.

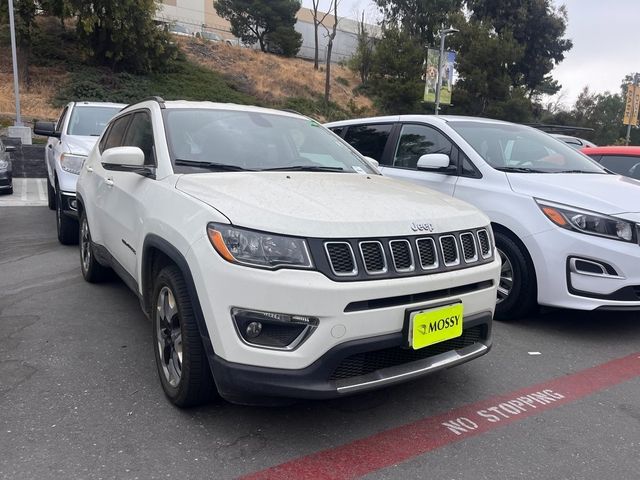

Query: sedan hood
[507,173,640,216]
[176,172,488,238]
[65,136,98,156]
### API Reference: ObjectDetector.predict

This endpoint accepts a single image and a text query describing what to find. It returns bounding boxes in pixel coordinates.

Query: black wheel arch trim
[141,234,216,369]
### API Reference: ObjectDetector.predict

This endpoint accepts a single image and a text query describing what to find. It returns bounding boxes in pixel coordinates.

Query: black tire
[47,177,55,210]
[152,265,216,407]
[55,183,79,245]
[494,231,538,321]
[79,211,110,283]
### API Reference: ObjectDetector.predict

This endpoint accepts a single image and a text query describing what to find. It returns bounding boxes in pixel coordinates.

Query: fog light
[245,321,262,338]
[69,198,78,211]
[231,308,319,350]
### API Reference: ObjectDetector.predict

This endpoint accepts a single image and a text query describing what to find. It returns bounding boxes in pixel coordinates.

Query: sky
[301,0,640,108]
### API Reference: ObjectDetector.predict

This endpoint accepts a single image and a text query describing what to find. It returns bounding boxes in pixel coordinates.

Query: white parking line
[37,178,46,201]
[0,178,49,207]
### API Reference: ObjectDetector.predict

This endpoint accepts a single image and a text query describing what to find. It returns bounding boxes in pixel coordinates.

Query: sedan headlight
[536,199,637,243]
[0,159,8,170]
[60,153,87,175]
[207,223,313,269]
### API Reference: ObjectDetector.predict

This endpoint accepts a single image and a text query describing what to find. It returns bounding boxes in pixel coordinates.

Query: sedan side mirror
[33,121,60,138]
[417,153,452,171]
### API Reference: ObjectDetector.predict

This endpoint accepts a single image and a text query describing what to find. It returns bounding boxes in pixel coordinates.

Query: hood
[506,173,640,216]
[64,135,98,156]
[176,172,488,238]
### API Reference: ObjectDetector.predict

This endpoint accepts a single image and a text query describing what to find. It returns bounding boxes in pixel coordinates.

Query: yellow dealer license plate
[409,303,464,350]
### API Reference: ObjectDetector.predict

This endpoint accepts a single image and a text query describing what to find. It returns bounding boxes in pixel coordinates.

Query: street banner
[424,50,456,105]
[623,84,640,126]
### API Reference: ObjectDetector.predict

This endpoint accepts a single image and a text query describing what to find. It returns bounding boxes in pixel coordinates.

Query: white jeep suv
[34,101,125,244]
[76,98,500,407]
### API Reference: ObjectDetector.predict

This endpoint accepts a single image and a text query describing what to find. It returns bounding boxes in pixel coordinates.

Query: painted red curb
[240,352,640,480]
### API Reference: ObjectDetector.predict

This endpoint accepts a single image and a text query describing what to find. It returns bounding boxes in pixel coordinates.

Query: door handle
[105,178,114,187]
[86,165,94,173]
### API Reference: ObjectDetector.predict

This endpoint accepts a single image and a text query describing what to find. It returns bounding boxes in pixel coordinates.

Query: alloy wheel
[80,217,91,273]
[156,286,183,387]
[497,248,514,304]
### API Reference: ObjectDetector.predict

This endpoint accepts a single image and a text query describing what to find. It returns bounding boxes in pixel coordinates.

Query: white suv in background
[35,101,125,244]
[326,116,640,320]
[76,98,500,407]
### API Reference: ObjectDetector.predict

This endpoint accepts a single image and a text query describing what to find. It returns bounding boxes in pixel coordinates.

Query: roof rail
[122,96,166,110]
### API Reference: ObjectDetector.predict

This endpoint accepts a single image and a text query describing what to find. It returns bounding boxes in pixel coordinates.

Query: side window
[459,150,481,178]
[122,112,155,165]
[329,126,345,137]
[343,124,393,162]
[599,155,640,177]
[102,115,132,152]
[392,124,453,169]
[56,106,69,133]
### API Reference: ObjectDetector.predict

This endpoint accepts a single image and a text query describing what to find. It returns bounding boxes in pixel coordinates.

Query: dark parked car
[581,146,640,180]
[0,139,16,195]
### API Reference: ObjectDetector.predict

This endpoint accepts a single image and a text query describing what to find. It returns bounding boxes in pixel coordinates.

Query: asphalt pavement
[1,206,639,480]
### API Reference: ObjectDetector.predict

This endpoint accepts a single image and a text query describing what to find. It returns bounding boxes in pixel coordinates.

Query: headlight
[207,223,313,269]
[60,154,86,175]
[536,199,637,243]
[0,159,8,170]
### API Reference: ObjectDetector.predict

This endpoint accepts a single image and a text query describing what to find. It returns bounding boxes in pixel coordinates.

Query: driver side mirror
[417,153,454,172]
[34,121,60,138]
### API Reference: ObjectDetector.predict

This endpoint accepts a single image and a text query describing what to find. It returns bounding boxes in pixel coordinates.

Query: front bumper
[212,312,492,401]
[525,227,640,310]
[186,235,500,398]
[59,190,79,219]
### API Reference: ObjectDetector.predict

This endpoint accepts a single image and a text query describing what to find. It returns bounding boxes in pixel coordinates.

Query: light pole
[8,0,21,126]
[434,26,458,115]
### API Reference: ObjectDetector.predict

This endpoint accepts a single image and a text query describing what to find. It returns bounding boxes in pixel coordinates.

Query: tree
[311,0,331,69]
[374,0,462,45]
[447,17,527,119]
[215,0,302,56]
[369,27,424,113]
[467,0,572,97]
[0,0,38,83]
[40,0,73,26]
[320,0,339,103]
[73,0,177,73]
[348,11,375,85]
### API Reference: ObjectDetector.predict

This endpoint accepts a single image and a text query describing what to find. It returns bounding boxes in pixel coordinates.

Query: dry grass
[0,47,66,121]
[182,39,375,115]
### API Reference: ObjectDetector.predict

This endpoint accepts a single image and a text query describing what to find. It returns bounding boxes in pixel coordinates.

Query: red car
[581,146,640,180]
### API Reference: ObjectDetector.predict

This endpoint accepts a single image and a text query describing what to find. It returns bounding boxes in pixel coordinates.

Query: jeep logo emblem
[410,222,435,232]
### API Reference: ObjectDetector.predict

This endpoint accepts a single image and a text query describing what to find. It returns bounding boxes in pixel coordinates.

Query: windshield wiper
[260,165,345,172]
[174,159,253,171]
[494,166,547,173]
[551,170,605,174]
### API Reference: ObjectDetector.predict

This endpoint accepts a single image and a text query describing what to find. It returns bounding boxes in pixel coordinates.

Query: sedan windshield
[67,106,122,136]
[164,109,375,174]
[449,121,606,174]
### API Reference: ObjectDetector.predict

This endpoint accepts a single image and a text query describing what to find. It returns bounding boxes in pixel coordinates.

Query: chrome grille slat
[416,237,438,270]
[460,232,478,263]
[477,229,492,258]
[389,239,415,272]
[325,242,358,276]
[439,235,460,266]
[359,241,387,274]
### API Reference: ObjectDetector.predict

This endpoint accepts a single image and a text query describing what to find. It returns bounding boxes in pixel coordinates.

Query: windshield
[449,121,606,174]
[67,106,122,136]
[164,109,375,173]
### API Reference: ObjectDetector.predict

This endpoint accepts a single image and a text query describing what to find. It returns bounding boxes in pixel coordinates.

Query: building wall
[155,1,378,61]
